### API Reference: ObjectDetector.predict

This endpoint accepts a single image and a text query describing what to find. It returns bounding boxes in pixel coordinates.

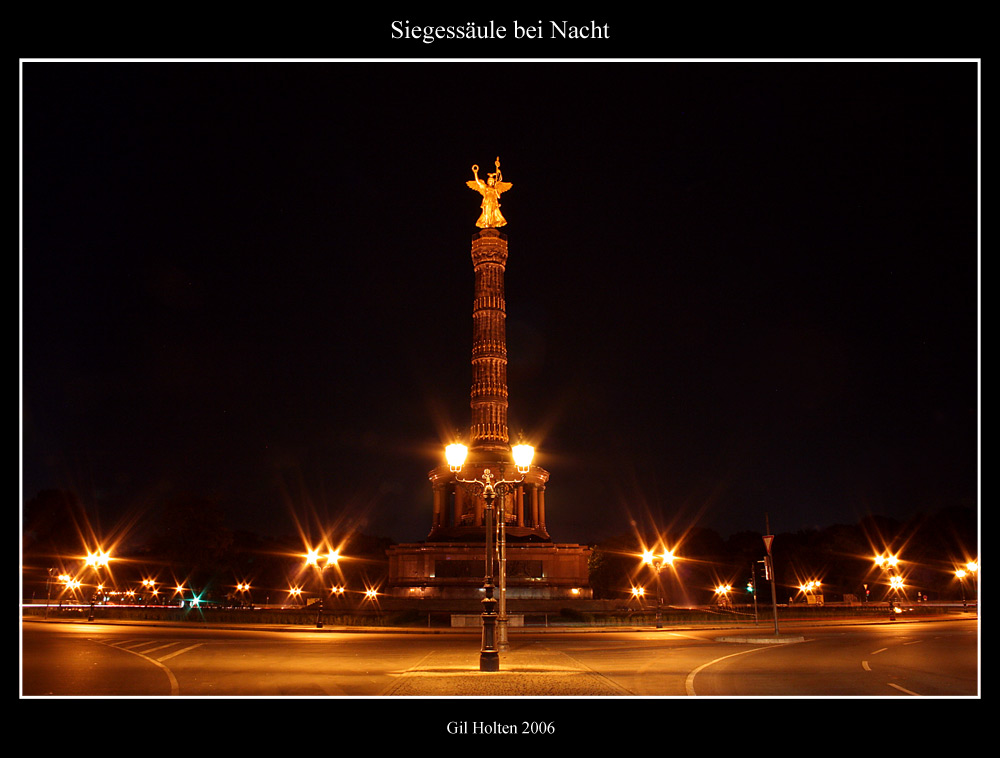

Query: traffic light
[746,580,754,593]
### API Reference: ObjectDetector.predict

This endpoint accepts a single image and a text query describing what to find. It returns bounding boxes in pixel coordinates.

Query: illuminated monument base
[387,540,592,601]
[386,457,592,601]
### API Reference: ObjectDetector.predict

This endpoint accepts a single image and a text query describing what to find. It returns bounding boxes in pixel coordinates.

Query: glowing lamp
[86,549,110,567]
[446,443,469,471]
[511,443,534,472]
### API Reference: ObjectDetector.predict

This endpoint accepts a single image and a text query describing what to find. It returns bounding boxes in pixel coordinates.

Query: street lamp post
[874,552,903,616]
[640,546,675,628]
[715,584,733,607]
[955,568,969,607]
[446,442,534,672]
[59,575,81,607]
[763,523,779,635]
[45,567,56,619]
[305,548,340,628]
[497,505,509,651]
[630,585,646,610]
[86,549,110,621]
[964,561,978,616]
[142,578,164,607]
[235,582,253,609]
[797,580,823,605]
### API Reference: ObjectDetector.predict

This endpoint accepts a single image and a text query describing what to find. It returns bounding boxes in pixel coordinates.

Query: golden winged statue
[467,157,512,228]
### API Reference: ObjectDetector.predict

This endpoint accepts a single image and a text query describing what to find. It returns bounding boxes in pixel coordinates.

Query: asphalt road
[21,616,978,699]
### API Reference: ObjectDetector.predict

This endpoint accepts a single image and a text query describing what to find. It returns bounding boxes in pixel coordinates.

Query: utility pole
[764,514,779,635]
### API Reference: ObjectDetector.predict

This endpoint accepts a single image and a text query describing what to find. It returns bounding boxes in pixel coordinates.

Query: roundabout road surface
[21,616,978,698]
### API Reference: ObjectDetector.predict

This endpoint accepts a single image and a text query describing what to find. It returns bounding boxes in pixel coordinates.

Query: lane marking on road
[157,643,204,662]
[888,682,921,696]
[139,641,187,654]
[903,640,922,646]
[664,630,705,641]
[871,647,887,655]
[685,645,780,696]
[96,638,205,692]
[97,641,180,695]
[862,661,872,671]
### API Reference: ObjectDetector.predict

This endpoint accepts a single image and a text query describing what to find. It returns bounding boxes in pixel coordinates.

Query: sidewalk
[382,645,634,696]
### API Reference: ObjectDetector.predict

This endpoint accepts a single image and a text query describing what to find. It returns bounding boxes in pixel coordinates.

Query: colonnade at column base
[386,540,592,603]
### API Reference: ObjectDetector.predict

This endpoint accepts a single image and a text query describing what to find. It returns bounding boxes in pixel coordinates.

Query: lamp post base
[480,590,500,671]
[497,616,509,651]
[480,651,500,671]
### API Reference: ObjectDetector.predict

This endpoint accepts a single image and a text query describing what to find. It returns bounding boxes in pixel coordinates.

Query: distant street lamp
[630,586,645,606]
[235,582,253,610]
[955,569,968,606]
[85,549,111,621]
[874,552,903,603]
[888,575,905,617]
[170,583,187,607]
[964,560,978,615]
[874,553,899,571]
[45,567,56,618]
[62,575,82,604]
[141,578,157,607]
[305,548,340,628]
[797,580,823,605]
[715,584,732,606]
[640,545,676,628]
[446,441,534,672]
[888,575,905,616]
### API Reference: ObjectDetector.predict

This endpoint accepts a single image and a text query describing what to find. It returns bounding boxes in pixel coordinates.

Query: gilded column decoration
[467,157,512,229]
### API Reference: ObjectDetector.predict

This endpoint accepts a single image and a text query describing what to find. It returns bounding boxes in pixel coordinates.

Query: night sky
[21,59,979,550]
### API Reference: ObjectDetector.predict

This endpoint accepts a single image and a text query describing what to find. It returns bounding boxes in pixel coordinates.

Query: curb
[715,635,806,644]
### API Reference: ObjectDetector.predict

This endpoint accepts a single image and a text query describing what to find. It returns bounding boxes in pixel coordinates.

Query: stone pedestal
[387,541,591,600]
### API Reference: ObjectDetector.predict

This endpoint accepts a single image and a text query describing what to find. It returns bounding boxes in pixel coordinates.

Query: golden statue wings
[467,157,512,228]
